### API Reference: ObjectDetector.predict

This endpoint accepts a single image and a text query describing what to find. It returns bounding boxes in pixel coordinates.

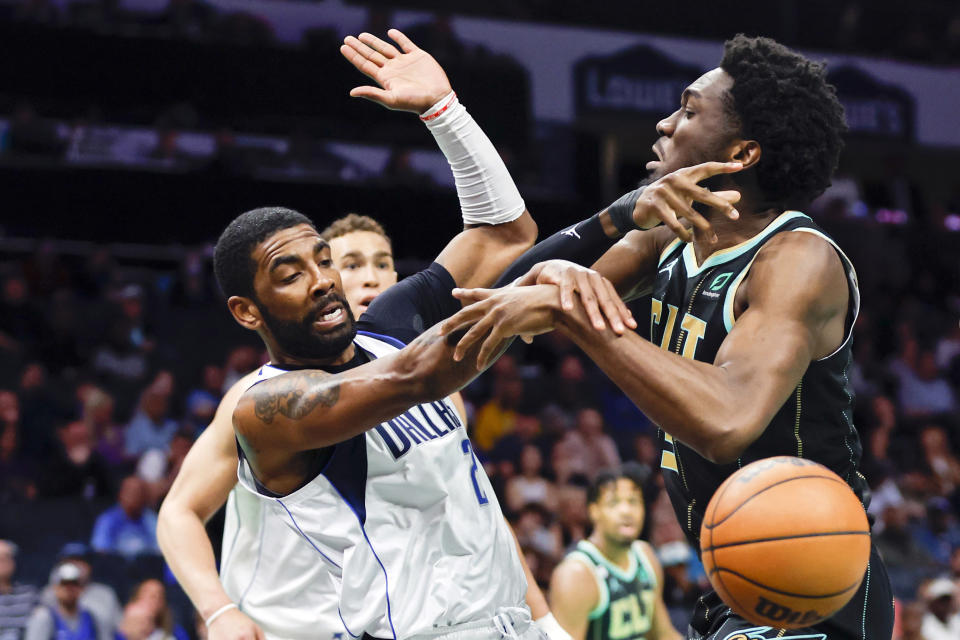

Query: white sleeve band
[421,91,525,226]
[534,613,574,640]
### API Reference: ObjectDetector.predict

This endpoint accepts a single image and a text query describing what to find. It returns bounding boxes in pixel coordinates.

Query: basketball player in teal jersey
[550,466,679,640]
[443,35,894,640]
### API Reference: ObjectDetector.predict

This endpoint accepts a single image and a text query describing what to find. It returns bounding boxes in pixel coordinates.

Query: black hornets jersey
[567,540,659,640]
[649,211,869,550]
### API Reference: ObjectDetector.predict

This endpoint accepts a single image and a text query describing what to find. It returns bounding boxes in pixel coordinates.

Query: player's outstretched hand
[634,161,743,243]
[518,260,636,335]
[340,29,453,114]
[442,285,562,370]
[205,608,265,640]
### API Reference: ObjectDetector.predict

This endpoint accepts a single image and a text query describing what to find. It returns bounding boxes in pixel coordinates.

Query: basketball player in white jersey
[157,30,565,640]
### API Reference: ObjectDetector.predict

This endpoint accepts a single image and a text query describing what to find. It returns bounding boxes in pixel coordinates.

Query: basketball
[700,456,871,628]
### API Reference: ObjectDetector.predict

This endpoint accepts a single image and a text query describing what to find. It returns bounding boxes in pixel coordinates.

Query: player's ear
[227,296,263,330]
[727,139,761,170]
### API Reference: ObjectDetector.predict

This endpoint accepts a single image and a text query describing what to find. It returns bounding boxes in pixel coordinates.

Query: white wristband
[534,613,573,640]
[204,603,237,628]
[421,91,525,226]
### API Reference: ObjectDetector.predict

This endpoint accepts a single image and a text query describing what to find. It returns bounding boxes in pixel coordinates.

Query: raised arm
[340,29,536,290]
[157,373,264,640]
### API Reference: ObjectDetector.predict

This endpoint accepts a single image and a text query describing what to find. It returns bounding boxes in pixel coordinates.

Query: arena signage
[573,45,704,117]
[827,65,915,139]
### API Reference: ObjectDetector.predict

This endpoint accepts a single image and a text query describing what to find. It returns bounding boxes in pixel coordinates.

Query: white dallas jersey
[220,486,344,640]
[235,332,528,639]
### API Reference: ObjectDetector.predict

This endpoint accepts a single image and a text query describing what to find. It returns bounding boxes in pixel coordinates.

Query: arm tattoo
[252,370,341,424]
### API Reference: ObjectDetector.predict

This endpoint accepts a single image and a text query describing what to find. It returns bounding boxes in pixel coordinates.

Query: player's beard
[260,292,358,361]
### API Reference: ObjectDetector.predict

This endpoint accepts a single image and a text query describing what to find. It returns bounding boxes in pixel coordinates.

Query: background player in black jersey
[550,465,678,640]
[443,35,895,639]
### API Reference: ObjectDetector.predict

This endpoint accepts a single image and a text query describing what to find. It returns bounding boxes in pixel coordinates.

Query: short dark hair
[720,34,847,209]
[213,207,315,299]
[320,213,391,248]
[587,463,647,505]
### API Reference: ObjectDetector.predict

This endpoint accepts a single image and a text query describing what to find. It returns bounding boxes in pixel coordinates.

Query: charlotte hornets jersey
[219,487,343,640]
[649,211,868,550]
[234,331,528,639]
[566,541,658,640]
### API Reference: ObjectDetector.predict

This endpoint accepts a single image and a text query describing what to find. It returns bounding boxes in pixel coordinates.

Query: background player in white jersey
[550,466,678,640]
[157,29,563,640]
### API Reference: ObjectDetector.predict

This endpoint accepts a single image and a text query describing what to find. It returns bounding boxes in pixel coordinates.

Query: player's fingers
[664,190,716,243]
[586,271,626,334]
[454,313,497,362]
[573,271,606,331]
[688,185,740,221]
[597,273,635,331]
[343,35,388,66]
[686,161,743,182]
[357,32,401,58]
[520,334,534,344]
[476,325,509,371]
[452,287,495,304]
[340,44,383,81]
[559,275,576,311]
[387,28,420,53]
[440,305,485,336]
[349,86,393,105]
[653,200,692,243]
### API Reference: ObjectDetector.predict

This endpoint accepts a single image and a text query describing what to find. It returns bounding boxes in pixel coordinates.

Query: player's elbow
[698,422,757,465]
[497,209,538,252]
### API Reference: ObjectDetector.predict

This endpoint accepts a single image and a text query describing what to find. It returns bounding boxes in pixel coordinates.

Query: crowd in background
[0,188,959,637]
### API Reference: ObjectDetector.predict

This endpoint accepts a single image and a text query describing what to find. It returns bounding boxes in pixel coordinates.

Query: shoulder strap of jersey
[567,545,610,620]
[631,541,658,590]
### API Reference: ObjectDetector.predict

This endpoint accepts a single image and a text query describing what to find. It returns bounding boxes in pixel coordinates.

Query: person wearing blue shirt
[90,477,158,558]
[24,564,98,640]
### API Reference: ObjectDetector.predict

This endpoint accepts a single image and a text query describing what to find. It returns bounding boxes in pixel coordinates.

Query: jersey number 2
[461,439,489,505]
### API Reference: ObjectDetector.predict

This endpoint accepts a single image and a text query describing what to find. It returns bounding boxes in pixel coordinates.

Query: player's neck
[588,531,631,569]
[268,342,357,368]
[692,203,781,266]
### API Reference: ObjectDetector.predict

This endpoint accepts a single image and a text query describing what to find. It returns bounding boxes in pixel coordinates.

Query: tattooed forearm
[251,370,341,424]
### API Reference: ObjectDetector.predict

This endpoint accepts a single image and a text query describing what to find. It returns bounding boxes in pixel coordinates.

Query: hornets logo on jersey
[567,541,658,640]
[721,628,826,640]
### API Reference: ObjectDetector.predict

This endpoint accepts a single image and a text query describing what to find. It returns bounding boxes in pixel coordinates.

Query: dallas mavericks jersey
[235,332,528,639]
[650,211,868,550]
[566,541,658,640]
[220,486,343,640]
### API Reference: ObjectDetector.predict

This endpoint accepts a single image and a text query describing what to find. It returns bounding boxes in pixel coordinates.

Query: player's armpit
[590,226,676,301]
[548,558,599,640]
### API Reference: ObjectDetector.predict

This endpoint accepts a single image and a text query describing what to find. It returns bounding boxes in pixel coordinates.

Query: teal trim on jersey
[721,257,756,333]
[657,238,683,267]
[681,210,809,277]
[568,550,610,620]
[577,540,640,583]
[631,541,658,592]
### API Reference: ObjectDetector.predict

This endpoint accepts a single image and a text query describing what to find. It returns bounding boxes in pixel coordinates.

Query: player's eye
[282,272,301,284]
[377,262,391,270]
[319,259,333,268]
[684,108,695,118]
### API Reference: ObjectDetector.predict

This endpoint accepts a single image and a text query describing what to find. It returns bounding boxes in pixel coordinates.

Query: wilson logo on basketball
[753,596,821,625]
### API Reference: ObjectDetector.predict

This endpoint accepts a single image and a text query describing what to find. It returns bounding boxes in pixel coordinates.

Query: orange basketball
[699,456,870,629]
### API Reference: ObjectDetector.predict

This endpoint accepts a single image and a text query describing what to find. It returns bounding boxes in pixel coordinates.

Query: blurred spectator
[0,408,35,502]
[180,390,216,437]
[488,414,543,468]
[114,602,155,640]
[512,502,562,562]
[36,421,112,499]
[220,347,259,393]
[890,346,957,419]
[552,408,620,483]
[124,376,178,458]
[136,430,193,505]
[554,478,589,548]
[505,445,557,515]
[473,356,523,452]
[0,275,41,360]
[658,540,705,627]
[81,388,127,468]
[40,544,120,637]
[919,425,960,497]
[16,363,64,458]
[25,563,99,640]
[899,600,926,640]
[912,498,960,566]
[0,540,38,640]
[921,577,960,638]
[90,477,159,558]
[124,579,186,640]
